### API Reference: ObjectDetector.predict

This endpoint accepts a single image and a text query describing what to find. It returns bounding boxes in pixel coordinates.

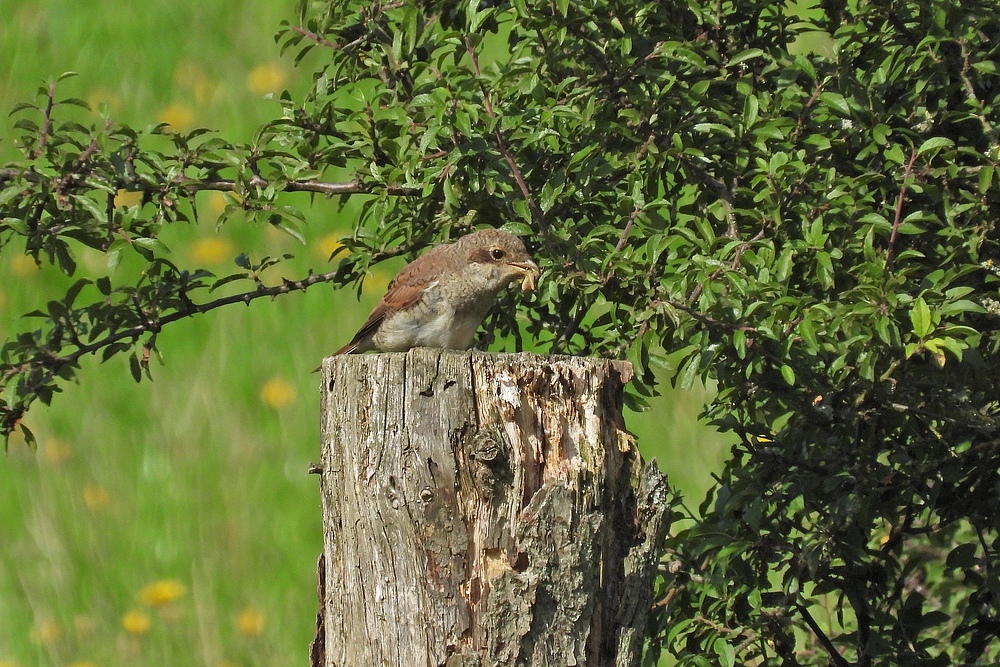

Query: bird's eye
[490,248,506,260]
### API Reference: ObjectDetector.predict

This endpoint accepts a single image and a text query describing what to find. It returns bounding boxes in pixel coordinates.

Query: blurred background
[0,1,731,665]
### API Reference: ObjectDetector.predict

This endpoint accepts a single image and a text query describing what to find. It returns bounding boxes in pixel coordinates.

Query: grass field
[0,2,732,665]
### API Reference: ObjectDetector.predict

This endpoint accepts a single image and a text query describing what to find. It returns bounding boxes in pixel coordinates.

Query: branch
[463,35,547,234]
[796,603,850,667]
[959,38,999,146]
[0,168,421,197]
[687,227,766,304]
[1,270,339,436]
[614,205,643,253]
[31,82,56,159]
[176,174,420,197]
[289,25,340,50]
[885,146,919,273]
[68,270,341,365]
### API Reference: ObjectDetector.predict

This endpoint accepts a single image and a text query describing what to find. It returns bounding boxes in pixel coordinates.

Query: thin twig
[958,38,999,146]
[797,603,850,667]
[614,205,643,252]
[0,168,420,198]
[31,82,57,159]
[289,25,340,49]
[73,272,339,363]
[463,35,547,233]
[688,227,766,305]
[0,269,345,434]
[885,147,919,273]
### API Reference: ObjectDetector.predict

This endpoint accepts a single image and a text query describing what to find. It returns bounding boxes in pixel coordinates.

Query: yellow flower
[10,254,40,277]
[81,484,111,511]
[246,63,288,95]
[43,439,71,465]
[362,269,392,296]
[87,87,121,113]
[235,607,265,637]
[158,103,196,132]
[121,610,151,635]
[204,191,230,217]
[139,580,186,607]
[114,189,143,209]
[259,378,296,409]
[0,659,20,667]
[189,237,234,265]
[29,619,62,644]
[317,233,348,262]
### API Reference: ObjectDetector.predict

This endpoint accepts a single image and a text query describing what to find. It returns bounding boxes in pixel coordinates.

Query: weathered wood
[316,349,670,667]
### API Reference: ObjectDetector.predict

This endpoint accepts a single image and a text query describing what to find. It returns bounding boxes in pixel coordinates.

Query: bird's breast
[373,284,492,351]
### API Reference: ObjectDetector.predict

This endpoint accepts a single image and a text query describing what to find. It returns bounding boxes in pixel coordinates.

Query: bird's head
[459,229,540,292]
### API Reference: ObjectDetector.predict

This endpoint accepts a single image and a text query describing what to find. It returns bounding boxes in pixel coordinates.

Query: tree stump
[314,349,670,667]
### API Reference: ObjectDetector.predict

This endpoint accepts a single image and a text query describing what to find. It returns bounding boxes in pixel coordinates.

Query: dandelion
[260,378,296,409]
[317,233,348,261]
[81,484,111,511]
[43,439,71,465]
[121,610,151,635]
[235,607,265,637]
[189,237,234,265]
[87,87,121,114]
[10,255,40,277]
[247,63,288,95]
[139,579,186,607]
[205,191,230,218]
[29,619,62,644]
[158,103,196,132]
[362,269,392,296]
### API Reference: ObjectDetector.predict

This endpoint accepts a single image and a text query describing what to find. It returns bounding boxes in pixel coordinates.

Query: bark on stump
[315,349,670,667]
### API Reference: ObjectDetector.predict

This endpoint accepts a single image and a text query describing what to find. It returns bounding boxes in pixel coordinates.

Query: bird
[333,228,540,355]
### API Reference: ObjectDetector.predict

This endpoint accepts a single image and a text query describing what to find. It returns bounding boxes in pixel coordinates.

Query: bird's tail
[332,342,358,356]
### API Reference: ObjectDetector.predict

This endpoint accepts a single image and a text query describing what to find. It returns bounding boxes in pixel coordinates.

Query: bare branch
[0,168,421,197]
[31,82,56,159]
[464,35,547,234]
[885,147,919,273]
[797,603,851,667]
[289,25,340,49]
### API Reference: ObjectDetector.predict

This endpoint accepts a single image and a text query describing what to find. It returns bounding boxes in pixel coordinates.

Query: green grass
[0,2,731,665]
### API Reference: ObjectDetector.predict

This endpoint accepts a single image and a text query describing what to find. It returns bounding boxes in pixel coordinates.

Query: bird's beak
[508,260,541,292]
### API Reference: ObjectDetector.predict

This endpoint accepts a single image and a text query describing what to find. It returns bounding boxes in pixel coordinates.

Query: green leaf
[713,638,736,667]
[692,123,735,138]
[819,92,851,117]
[129,353,142,383]
[133,237,171,255]
[676,351,701,390]
[729,48,764,67]
[910,296,932,338]
[916,136,954,156]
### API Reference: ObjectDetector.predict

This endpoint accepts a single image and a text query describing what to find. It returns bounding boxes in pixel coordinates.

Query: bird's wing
[335,250,446,354]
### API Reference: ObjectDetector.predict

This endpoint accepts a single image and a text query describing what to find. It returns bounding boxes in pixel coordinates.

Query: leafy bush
[1,0,998,664]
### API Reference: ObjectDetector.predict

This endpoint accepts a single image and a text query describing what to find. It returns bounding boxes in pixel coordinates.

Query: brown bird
[334,228,540,355]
